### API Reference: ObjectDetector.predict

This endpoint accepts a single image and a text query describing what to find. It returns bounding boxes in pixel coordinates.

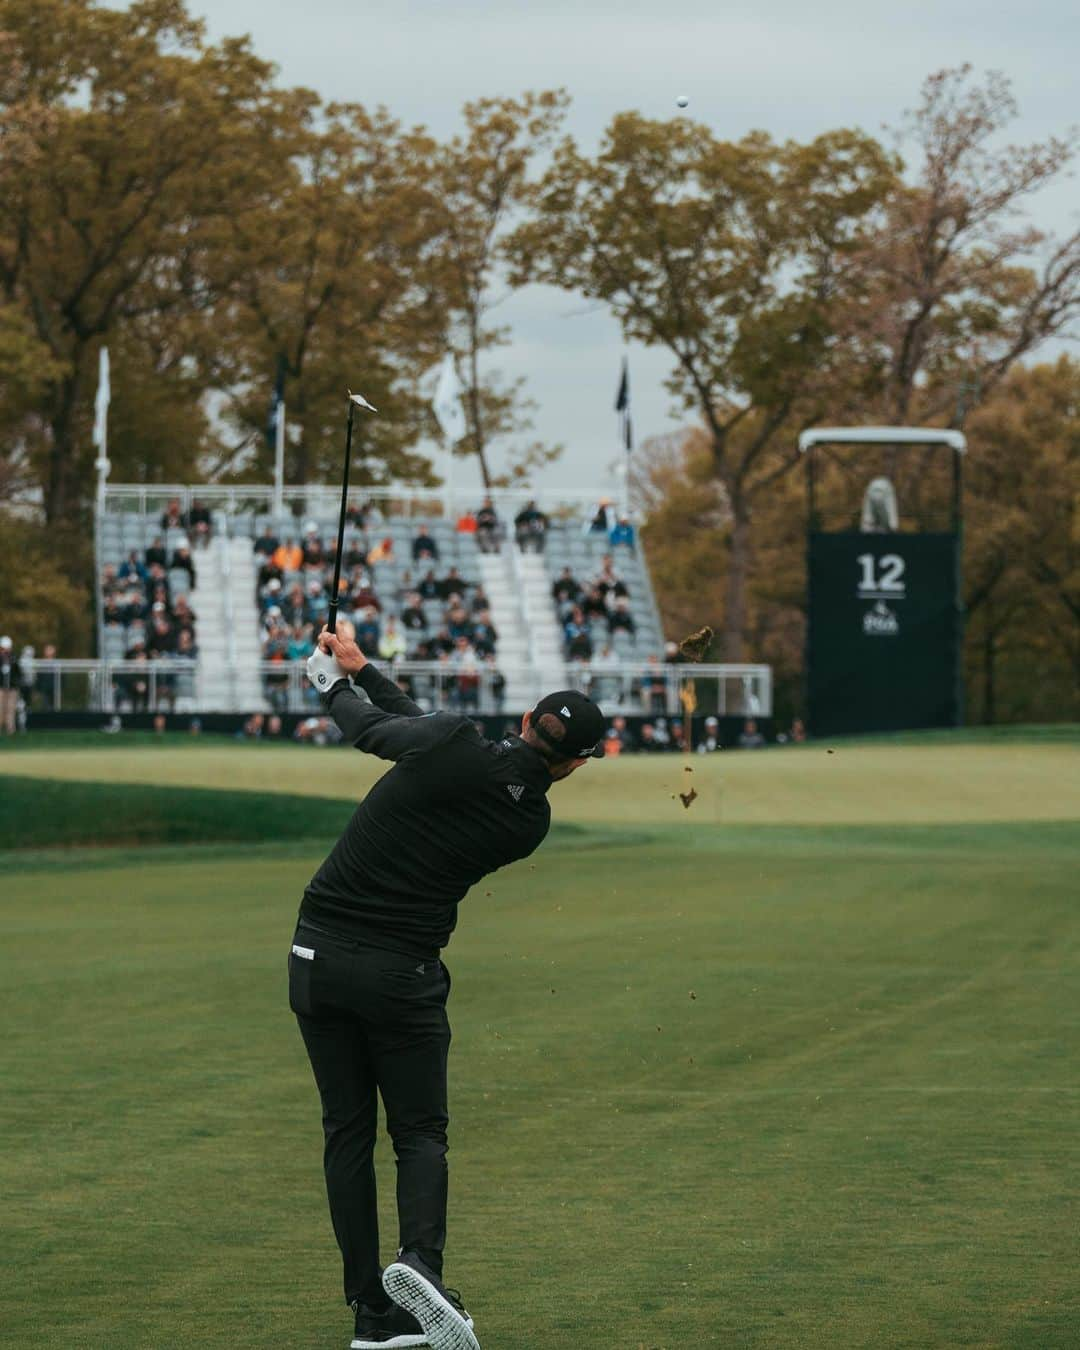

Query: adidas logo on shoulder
[506,783,525,802]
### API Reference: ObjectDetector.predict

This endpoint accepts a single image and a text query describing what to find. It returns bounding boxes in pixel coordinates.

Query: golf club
[327,390,377,636]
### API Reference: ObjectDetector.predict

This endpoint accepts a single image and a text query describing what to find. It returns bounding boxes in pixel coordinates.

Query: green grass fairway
[3,728,1080,825]
[2,734,1079,1348]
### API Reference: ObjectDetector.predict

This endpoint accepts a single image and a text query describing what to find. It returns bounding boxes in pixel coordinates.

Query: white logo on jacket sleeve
[560,706,571,717]
[507,783,525,802]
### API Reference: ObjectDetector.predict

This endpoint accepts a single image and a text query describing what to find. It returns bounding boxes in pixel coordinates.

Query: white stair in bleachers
[190,535,267,711]
[517,551,567,698]
[477,550,539,711]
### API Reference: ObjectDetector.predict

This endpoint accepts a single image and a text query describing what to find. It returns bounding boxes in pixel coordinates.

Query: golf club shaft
[327,399,356,636]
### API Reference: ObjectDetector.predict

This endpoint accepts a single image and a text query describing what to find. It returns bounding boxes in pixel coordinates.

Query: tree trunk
[466,312,492,490]
[721,495,750,662]
[45,367,84,526]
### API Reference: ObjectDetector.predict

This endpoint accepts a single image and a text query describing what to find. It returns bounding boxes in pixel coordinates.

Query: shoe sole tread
[382,1264,480,1350]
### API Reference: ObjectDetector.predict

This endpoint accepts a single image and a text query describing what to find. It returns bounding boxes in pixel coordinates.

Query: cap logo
[560,706,572,717]
[507,783,525,802]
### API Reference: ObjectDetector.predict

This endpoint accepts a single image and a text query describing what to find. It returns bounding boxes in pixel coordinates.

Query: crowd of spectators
[553,553,641,667]
[254,520,505,713]
[100,531,200,710]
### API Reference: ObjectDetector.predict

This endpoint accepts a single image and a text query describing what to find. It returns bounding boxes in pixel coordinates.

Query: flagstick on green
[327,390,378,637]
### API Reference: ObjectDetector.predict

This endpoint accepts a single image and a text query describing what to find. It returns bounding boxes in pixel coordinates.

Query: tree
[510,114,896,657]
[849,66,1079,426]
[209,102,453,489]
[428,92,568,488]
[0,0,294,522]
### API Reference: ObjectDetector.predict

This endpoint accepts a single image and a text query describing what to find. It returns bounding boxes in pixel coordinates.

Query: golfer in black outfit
[293,628,605,1350]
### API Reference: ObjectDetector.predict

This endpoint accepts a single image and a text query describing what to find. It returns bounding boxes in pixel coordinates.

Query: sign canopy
[799,426,966,454]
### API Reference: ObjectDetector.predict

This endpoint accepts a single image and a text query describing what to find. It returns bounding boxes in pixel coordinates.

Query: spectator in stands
[475,497,501,553]
[697,716,721,753]
[586,497,617,536]
[305,579,330,626]
[161,498,184,531]
[438,565,468,602]
[378,616,407,662]
[264,623,291,712]
[790,717,806,743]
[254,526,279,559]
[552,567,582,612]
[664,640,681,665]
[412,528,439,562]
[605,715,634,752]
[640,654,667,714]
[670,719,688,753]
[302,529,325,568]
[170,544,196,587]
[348,574,380,614]
[172,595,197,640]
[354,606,381,657]
[609,515,635,551]
[367,536,394,566]
[514,499,549,553]
[343,534,368,570]
[36,644,58,710]
[103,595,126,628]
[637,722,663,752]
[564,606,593,661]
[272,538,303,572]
[17,643,34,723]
[470,583,492,615]
[188,499,212,546]
[455,509,477,537]
[400,591,426,632]
[118,550,148,585]
[121,647,151,712]
[737,718,766,749]
[294,715,343,745]
[417,568,441,600]
[266,714,284,739]
[148,609,176,657]
[146,536,168,568]
[260,577,284,612]
[653,717,671,750]
[288,623,313,661]
[582,584,609,623]
[446,602,473,642]
[594,555,629,601]
[280,581,305,627]
[608,596,636,638]
[450,636,481,711]
[429,624,454,657]
[484,655,506,713]
[470,608,498,657]
[238,713,265,739]
[346,499,371,527]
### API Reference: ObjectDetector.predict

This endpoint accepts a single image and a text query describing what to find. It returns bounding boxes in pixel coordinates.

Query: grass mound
[0,774,354,850]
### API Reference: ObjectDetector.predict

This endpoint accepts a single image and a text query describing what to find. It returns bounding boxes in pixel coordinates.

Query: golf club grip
[326,600,338,636]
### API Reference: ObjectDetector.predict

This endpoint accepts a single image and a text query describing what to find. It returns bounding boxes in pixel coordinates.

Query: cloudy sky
[185,0,1077,497]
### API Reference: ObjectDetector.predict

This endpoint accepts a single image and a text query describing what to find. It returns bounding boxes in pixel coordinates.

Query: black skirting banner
[807,531,962,735]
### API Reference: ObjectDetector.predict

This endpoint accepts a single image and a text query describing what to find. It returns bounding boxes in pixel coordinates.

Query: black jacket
[299,664,552,957]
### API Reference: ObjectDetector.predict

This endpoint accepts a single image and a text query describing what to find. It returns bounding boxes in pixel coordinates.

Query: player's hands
[319,627,368,674]
[306,646,349,695]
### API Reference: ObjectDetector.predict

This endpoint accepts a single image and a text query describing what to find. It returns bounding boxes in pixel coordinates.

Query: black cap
[530,689,607,759]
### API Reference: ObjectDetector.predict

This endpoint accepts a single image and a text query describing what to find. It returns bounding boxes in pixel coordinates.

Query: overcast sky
[182,0,1077,497]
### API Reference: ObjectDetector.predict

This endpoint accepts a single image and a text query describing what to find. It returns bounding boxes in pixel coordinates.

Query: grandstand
[89,484,771,726]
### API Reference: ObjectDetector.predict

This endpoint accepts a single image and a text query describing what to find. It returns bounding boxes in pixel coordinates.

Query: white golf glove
[306,647,349,696]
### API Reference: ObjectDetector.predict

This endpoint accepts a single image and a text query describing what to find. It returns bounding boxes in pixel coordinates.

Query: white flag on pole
[92,346,110,449]
[432,353,466,443]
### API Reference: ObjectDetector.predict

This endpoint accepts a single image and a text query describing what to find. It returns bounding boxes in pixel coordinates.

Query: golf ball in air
[676,95,689,108]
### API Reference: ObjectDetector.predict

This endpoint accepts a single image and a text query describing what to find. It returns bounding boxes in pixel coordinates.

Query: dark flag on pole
[615,356,633,452]
[266,356,286,450]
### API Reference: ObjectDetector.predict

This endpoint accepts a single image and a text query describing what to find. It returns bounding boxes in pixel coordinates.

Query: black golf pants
[288,920,451,1308]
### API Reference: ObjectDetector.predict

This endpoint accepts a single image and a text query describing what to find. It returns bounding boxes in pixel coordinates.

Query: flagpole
[273,400,285,523]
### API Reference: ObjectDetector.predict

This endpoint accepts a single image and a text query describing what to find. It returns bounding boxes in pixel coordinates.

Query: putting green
[2,735,1079,825]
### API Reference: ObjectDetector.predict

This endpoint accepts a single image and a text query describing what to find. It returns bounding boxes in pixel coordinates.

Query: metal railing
[99,483,613,523]
[16,658,772,720]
